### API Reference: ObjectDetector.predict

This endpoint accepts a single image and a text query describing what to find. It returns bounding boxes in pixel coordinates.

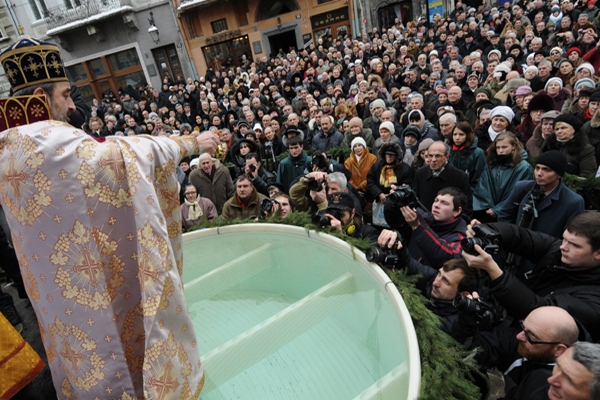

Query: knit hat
[515,86,533,96]
[474,86,492,100]
[545,77,564,91]
[490,106,515,122]
[429,50,439,57]
[437,88,449,95]
[370,99,386,109]
[554,113,583,132]
[351,136,367,150]
[536,150,568,176]
[574,78,596,91]
[576,63,595,76]
[253,123,263,132]
[566,47,582,57]
[190,158,200,168]
[402,125,422,140]
[550,47,563,55]
[527,93,556,113]
[379,121,395,135]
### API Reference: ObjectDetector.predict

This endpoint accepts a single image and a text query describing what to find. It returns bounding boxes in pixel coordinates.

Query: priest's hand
[196,131,220,156]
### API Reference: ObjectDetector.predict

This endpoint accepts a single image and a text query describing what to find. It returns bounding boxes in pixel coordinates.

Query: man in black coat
[378,229,482,343]
[384,187,468,269]
[467,306,580,400]
[463,211,600,342]
[243,153,276,197]
[412,141,473,214]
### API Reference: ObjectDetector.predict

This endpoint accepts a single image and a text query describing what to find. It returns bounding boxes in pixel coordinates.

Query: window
[211,18,228,34]
[185,12,203,38]
[29,0,49,20]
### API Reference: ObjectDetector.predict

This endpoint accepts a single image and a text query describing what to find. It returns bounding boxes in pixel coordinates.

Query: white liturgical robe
[0,120,203,399]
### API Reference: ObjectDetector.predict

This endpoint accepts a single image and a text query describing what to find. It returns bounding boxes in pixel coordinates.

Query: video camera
[365,243,399,265]
[453,295,501,331]
[461,225,501,256]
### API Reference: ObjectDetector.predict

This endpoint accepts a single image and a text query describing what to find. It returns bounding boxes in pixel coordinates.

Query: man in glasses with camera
[466,306,580,399]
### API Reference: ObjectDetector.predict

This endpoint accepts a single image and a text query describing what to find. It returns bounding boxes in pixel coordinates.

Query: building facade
[5,0,194,104]
[0,2,25,97]
[174,0,359,73]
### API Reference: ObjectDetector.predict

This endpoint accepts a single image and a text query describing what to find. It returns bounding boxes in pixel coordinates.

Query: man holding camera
[244,153,276,197]
[321,192,378,243]
[221,175,269,220]
[463,212,600,342]
[384,187,468,269]
[375,230,482,342]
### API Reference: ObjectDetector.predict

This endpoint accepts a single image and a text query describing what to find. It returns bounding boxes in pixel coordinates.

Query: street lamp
[148,12,160,44]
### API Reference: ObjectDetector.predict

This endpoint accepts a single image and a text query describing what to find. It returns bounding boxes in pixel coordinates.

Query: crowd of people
[3,0,600,397]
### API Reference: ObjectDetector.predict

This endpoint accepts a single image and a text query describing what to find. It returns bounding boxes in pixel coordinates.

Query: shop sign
[206,29,242,45]
[310,7,349,29]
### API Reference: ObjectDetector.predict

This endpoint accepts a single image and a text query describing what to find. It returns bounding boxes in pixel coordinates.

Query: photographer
[244,153,276,197]
[462,212,600,342]
[375,230,483,343]
[317,192,379,243]
[383,187,468,269]
[255,194,294,220]
[290,170,362,215]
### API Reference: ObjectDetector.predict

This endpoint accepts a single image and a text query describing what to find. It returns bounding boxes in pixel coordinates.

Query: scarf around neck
[184,196,203,221]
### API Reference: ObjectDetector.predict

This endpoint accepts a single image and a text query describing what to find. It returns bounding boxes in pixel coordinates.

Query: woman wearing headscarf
[180,185,218,232]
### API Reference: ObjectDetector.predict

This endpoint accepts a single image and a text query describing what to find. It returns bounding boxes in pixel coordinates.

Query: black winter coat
[485,222,600,341]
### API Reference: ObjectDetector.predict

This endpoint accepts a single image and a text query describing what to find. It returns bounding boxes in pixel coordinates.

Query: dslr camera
[453,295,501,331]
[386,186,419,209]
[312,208,341,228]
[461,225,501,256]
[248,164,257,172]
[258,198,276,219]
[365,241,400,265]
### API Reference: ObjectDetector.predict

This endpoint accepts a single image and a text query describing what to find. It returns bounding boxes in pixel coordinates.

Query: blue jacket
[497,180,585,239]
[473,154,532,214]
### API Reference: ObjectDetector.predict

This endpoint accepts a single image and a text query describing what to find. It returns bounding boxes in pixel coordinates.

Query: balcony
[45,0,133,33]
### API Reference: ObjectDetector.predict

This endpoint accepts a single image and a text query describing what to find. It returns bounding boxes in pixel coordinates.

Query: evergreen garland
[189,213,482,399]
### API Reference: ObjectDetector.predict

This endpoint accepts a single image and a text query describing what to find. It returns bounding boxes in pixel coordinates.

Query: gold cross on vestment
[73,248,103,286]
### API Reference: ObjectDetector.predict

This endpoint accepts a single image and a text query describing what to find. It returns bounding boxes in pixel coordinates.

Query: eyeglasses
[551,51,561,55]
[519,321,564,345]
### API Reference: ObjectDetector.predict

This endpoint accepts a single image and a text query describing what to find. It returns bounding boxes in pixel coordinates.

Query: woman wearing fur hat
[230,138,261,178]
[473,132,533,222]
[344,137,378,194]
[518,92,558,142]
[366,142,415,203]
[541,114,598,178]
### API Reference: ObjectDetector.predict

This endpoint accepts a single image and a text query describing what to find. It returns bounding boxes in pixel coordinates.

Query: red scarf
[452,144,465,151]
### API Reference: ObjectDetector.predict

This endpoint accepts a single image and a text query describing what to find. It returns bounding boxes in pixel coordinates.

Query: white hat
[576,62,595,76]
[490,106,515,122]
[545,77,564,91]
[190,158,200,168]
[351,137,367,150]
[379,121,395,135]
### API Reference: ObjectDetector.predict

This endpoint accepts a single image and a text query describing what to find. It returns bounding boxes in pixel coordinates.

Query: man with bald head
[468,306,579,398]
